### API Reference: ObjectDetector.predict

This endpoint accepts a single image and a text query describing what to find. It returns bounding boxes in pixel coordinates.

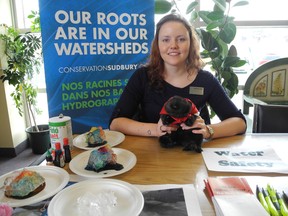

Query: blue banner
[39,0,154,133]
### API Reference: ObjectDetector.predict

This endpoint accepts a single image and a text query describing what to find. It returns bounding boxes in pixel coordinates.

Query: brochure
[204,177,269,216]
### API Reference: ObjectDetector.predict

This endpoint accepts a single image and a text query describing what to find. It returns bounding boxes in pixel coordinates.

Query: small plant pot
[26,124,51,154]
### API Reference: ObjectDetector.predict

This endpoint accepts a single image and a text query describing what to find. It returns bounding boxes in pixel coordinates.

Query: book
[204,177,269,216]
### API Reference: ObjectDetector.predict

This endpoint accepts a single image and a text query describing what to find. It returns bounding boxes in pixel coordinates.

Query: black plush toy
[159,96,203,153]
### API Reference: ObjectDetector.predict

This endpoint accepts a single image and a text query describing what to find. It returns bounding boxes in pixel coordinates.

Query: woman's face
[158,21,190,68]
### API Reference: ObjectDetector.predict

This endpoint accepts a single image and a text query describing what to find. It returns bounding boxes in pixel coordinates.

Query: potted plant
[0,24,50,154]
[155,0,248,116]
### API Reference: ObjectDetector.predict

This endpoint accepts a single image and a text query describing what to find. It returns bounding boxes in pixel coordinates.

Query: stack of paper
[204,177,269,216]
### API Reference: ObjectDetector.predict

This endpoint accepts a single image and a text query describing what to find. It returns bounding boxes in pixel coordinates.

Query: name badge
[189,87,204,95]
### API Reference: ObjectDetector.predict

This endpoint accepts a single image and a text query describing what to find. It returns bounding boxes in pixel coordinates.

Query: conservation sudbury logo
[58,64,138,73]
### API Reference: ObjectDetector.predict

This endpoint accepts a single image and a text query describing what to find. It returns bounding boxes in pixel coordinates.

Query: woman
[109,13,246,140]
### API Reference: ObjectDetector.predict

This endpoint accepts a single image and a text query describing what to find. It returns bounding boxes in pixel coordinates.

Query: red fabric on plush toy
[159,96,203,152]
[159,97,198,126]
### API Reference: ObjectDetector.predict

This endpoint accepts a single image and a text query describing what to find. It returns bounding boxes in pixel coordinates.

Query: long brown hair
[147,13,203,90]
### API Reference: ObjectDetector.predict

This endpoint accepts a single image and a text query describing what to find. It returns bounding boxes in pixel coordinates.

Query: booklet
[204,177,269,216]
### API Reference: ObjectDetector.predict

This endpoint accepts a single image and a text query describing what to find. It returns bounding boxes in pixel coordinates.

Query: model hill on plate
[85,145,124,173]
[86,126,107,147]
[4,169,45,199]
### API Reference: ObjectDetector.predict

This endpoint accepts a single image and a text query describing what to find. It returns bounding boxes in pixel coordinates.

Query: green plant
[0,24,42,131]
[155,0,248,99]
[28,10,41,33]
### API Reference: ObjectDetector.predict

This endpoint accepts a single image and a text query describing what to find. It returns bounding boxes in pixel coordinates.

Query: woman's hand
[157,119,178,137]
[180,116,212,139]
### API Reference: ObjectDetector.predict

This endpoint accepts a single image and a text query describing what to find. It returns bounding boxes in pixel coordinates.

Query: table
[55,133,288,216]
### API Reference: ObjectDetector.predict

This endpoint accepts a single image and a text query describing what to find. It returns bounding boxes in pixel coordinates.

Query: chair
[252,103,288,133]
[243,57,288,114]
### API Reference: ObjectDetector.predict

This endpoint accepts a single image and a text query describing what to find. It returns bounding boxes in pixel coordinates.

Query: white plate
[73,130,125,150]
[69,148,136,178]
[48,179,144,216]
[0,166,69,207]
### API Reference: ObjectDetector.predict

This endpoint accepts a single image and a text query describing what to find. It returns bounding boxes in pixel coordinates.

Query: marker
[256,185,270,214]
[283,191,288,206]
[262,188,280,216]
[276,192,288,216]
[267,184,281,215]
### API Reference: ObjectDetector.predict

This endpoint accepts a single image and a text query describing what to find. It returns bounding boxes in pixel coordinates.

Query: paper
[213,194,269,216]
[202,147,288,173]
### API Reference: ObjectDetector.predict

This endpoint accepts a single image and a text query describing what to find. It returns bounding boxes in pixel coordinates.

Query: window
[229,1,288,22]
[234,27,288,85]
[12,0,48,124]
[13,0,39,30]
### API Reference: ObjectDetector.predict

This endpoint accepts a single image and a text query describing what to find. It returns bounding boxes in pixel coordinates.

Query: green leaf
[209,47,221,59]
[213,4,223,13]
[198,11,212,24]
[189,11,198,22]
[212,0,226,12]
[186,1,198,14]
[222,56,241,67]
[219,22,236,43]
[200,50,210,59]
[199,29,219,52]
[207,11,224,20]
[155,0,172,14]
[228,45,238,57]
[212,57,223,70]
[206,21,221,30]
[226,72,239,95]
[231,59,247,67]
[222,70,232,80]
[233,1,249,7]
[216,37,229,57]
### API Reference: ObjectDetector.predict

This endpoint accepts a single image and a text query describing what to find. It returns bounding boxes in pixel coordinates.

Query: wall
[0,0,12,26]
[0,0,28,156]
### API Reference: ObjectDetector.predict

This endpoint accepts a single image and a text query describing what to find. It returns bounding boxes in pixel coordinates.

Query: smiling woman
[109,13,246,141]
